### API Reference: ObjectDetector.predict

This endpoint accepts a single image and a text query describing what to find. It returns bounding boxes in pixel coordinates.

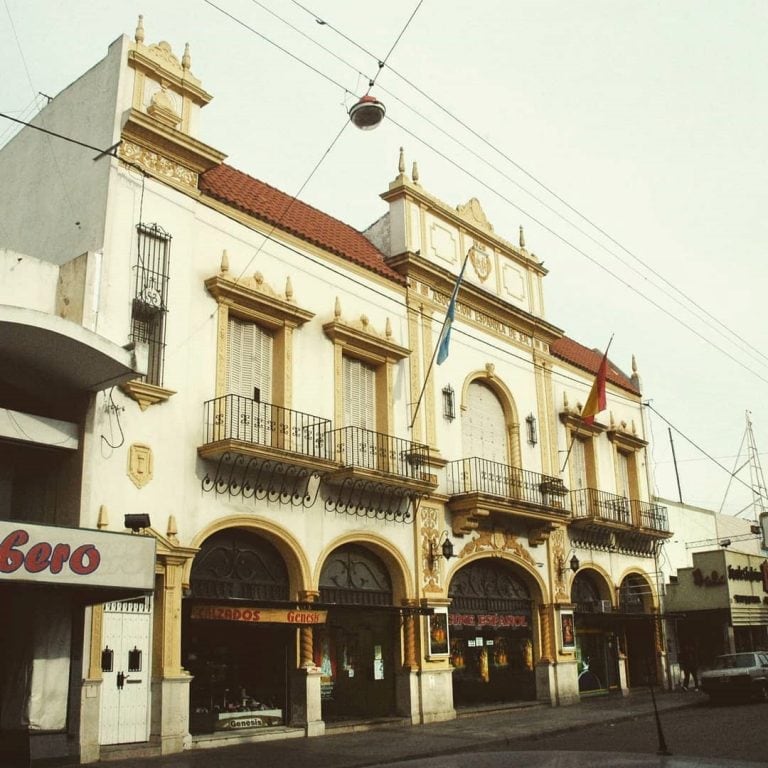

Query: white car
[700,651,768,703]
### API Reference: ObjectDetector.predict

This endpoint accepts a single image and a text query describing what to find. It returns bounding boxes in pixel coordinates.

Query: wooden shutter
[343,357,376,430]
[226,316,273,401]
[571,438,588,490]
[617,452,631,498]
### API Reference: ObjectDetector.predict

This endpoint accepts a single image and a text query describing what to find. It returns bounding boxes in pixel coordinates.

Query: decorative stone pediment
[456,197,493,233]
[322,297,409,364]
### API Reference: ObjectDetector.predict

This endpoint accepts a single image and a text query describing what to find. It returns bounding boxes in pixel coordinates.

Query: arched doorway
[313,544,398,721]
[571,570,620,694]
[183,528,293,734]
[448,559,536,706]
[619,573,656,686]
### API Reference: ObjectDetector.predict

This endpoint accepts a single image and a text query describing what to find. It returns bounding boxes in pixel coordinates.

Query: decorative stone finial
[610,411,616,428]
[398,147,405,174]
[135,15,145,45]
[167,514,178,543]
[412,161,420,185]
[632,354,638,375]
[97,505,109,530]
[334,296,341,319]
[360,314,369,328]
[285,276,293,301]
[563,391,569,410]
[220,249,229,274]
[385,317,392,338]
[519,225,526,249]
[182,43,191,70]
[253,271,264,286]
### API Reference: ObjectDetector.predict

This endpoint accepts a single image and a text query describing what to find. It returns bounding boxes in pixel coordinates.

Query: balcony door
[461,381,507,465]
[343,357,376,430]
[227,316,273,402]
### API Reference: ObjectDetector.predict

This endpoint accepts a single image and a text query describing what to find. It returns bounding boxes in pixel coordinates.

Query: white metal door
[99,597,152,745]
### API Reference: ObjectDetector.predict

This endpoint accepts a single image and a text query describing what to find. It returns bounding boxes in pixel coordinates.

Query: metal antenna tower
[745,411,768,522]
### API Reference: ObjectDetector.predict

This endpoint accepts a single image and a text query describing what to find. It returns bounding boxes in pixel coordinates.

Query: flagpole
[409,248,472,431]
[560,334,614,473]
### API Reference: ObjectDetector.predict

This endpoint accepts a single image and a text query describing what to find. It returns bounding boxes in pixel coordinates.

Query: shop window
[448,560,535,705]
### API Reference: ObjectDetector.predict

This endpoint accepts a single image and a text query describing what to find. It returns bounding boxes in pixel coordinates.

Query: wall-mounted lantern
[526,413,538,446]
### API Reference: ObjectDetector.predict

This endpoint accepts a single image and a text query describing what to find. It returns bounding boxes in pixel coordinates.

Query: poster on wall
[560,610,575,651]
[427,606,450,658]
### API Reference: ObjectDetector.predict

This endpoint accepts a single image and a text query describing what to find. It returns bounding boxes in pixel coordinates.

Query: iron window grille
[130,223,171,386]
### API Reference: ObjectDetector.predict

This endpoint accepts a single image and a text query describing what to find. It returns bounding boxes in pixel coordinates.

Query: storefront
[0,521,156,767]
[183,528,304,734]
[665,549,768,670]
[571,571,620,694]
[313,544,398,721]
[448,560,536,706]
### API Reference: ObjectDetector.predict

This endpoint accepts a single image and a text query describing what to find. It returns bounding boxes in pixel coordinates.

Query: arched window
[319,544,393,606]
[190,528,289,601]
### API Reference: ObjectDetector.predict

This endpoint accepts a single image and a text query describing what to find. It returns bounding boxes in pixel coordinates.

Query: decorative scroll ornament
[201,452,322,508]
[420,507,441,593]
[324,477,417,523]
[119,141,197,188]
[457,529,536,567]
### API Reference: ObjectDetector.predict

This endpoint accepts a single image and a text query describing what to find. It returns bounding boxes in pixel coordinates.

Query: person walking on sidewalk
[679,642,699,691]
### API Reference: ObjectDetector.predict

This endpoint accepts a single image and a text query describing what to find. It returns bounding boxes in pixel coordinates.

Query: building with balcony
[0,18,671,766]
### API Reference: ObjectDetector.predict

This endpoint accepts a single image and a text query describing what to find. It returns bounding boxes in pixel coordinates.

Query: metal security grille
[131,223,171,386]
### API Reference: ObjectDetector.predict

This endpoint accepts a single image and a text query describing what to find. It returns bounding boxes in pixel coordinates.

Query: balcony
[445,457,570,539]
[198,394,337,473]
[570,488,671,553]
[325,426,436,496]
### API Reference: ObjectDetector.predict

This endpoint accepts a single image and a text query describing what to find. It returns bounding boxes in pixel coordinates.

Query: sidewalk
[79,689,701,768]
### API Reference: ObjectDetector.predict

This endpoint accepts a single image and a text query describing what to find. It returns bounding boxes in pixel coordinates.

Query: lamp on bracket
[429,531,455,569]
[557,550,580,580]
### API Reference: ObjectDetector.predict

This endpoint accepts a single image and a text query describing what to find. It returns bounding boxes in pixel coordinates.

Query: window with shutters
[226,316,273,403]
[343,356,376,430]
[607,427,646,524]
[205,269,314,410]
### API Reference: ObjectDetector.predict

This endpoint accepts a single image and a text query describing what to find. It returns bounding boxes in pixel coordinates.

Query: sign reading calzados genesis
[190,604,328,624]
[0,522,156,590]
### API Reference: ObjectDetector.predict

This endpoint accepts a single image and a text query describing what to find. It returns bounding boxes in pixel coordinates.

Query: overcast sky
[2,1,767,522]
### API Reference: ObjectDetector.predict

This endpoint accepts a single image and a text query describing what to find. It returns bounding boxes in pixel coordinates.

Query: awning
[0,521,156,603]
[0,305,146,393]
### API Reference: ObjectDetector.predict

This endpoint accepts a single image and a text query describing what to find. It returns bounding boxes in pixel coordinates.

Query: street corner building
[0,18,673,766]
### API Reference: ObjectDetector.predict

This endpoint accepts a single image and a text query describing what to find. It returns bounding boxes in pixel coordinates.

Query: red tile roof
[550,336,640,396]
[199,164,405,285]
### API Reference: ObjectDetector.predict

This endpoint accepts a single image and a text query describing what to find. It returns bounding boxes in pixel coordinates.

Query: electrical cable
[200,1,768,387]
[644,402,768,504]
[289,0,768,369]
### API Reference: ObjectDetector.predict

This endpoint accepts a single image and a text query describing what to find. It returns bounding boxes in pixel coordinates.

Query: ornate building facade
[0,19,670,766]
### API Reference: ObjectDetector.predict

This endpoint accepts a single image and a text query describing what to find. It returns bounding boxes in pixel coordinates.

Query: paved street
[62,689,761,768]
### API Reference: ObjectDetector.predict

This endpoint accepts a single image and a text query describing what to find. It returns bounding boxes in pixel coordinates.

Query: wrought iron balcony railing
[637,500,670,533]
[326,426,430,482]
[202,394,331,460]
[570,487,632,526]
[570,489,670,534]
[446,457,569,510]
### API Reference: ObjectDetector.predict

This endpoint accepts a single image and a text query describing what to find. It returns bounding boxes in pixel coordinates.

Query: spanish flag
[582,348,609,425]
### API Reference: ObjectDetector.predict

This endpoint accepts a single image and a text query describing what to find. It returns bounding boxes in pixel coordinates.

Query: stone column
[153,555,193,755]
[402,599,418,670]
[290,591,324,736]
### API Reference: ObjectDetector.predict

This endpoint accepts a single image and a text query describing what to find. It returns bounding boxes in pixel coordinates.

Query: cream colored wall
[80,161,417,602]
[0,249,58,312]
